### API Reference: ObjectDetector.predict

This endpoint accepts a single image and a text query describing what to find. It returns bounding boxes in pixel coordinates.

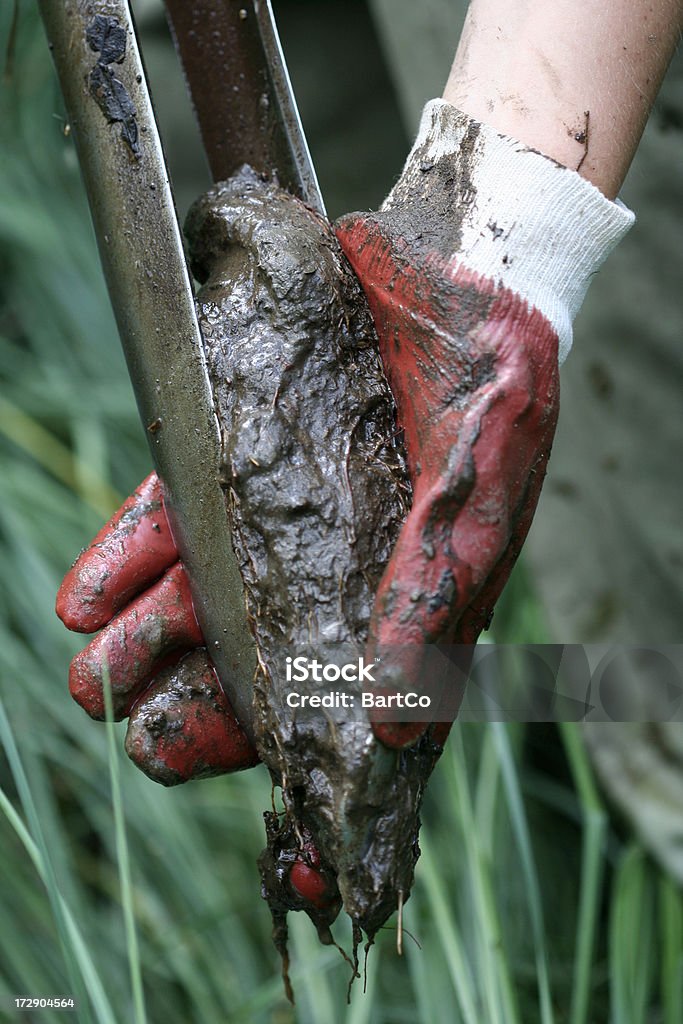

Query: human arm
[444,0,683,199]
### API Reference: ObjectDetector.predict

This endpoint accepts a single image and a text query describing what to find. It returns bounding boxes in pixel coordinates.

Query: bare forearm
[443,0,682,198]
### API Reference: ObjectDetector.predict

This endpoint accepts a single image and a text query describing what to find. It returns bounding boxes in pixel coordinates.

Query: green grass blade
[102,667,147,1024]
[289,912,339,1022]
[0,701,116,1024]
[560,723,608,1024]
[474,725,501,854]
[419,828,480,1024]
[447,731,520,1024]
[609,846,655,1024]
[491,722,555,1024]
[0,395,120,517]
[659,874,683,1024]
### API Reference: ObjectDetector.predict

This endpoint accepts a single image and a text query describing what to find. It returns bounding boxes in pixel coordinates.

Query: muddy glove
[57,473,259,784]
[335,100,634,748]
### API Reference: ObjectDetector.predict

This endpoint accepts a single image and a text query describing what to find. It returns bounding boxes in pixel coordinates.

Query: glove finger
[57,472,177,633]
[368,337,557,748]
[69,562,203,721]
[125,648,258,785]
[370,429,554,749]
[366,415,527,748]
[427,452,553,740]
[454,440,553,647]
[373,322,557,643]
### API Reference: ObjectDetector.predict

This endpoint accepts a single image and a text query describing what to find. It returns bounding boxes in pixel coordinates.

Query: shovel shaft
[164,0,325,215]
[39,0,257,742]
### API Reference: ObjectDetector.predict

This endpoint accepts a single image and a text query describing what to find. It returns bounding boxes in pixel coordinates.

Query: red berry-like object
[289,861,330,909]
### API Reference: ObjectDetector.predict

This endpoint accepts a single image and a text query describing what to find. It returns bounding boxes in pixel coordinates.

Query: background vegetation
[1,3,681,1022]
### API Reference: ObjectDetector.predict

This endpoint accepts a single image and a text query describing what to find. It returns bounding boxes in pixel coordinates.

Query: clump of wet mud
[185,168,444,995]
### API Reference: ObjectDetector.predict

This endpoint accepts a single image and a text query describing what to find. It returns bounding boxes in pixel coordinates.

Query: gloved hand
[57,472,259,783]
[57,475,341,907]
[335,100,634,747]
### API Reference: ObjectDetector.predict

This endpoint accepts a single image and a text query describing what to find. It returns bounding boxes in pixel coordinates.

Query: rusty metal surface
[164,0,325,214]
[38,0,258,742]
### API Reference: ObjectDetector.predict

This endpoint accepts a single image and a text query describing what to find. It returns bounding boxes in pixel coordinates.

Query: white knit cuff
[383,100,635,363]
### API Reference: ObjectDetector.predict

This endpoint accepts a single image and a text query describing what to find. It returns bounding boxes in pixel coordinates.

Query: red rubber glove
[57,473,259,784]
[331,239,558,748]
[333,101,633,748]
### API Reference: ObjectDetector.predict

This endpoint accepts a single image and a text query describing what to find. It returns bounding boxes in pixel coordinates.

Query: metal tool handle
[164,0,325,214]
[39,1,257,741]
